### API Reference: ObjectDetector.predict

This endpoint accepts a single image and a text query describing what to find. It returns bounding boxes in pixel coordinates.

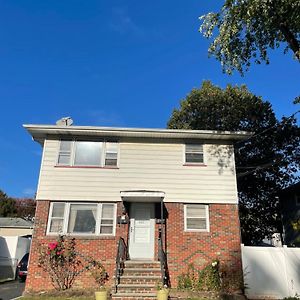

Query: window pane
[49,219,64,233]
[101,219,113,225]
[186,205,206,218]
[102,204,114,219]
[105,159,117,166]
[100,226,113,234]
[185,144,203,163]
[187,218,206,230]
[185,153,203,163]
[106,143,118,152]
[105,153,118,160]
[74,141,102,166]
[60,141,72,151]
[52,203,65,218]
[58,153,70,165]
[186,144,203,152]
[105,143,118,166]
[68,204,97,234]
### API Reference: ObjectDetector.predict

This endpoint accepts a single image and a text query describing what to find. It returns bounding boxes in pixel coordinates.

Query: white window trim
[47,202,117,236]
[104,142,120,167]
[183,144,205,165]
[56,140,119,167]
[184,204,210,232]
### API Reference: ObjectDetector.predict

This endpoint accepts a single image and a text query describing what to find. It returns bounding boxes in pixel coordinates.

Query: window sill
[183,163,207,167]
[54,165,119,169]
[46,234,116,240]
[184,230,210,233]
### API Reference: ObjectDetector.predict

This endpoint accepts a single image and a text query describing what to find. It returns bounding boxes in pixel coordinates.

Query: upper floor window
[47,202,117,236]
[184,204,209,232]
[185,144,204,164]
[57,140,119,167]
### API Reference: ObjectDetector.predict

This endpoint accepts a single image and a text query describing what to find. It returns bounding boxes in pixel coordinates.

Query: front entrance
[128,203,155,260]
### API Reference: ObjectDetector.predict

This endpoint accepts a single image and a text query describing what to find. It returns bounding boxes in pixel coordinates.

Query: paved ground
[0,280,25,300]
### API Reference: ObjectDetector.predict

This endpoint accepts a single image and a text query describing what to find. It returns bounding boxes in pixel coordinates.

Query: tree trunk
[279,23,300,60]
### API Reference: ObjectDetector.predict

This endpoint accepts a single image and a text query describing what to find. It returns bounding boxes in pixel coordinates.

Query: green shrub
[198,260,220,291]
[177,260,221,292]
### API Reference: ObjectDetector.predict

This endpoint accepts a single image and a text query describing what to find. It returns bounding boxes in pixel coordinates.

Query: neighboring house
[0,218,33,237]
[23,123,250,296]
[280,182,300,246]
[0,218,32,281]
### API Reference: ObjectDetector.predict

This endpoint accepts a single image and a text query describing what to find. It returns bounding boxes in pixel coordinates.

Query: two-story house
[24,123,249,297]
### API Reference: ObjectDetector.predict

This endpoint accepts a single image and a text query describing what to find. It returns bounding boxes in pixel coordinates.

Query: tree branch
[279,23,300,60]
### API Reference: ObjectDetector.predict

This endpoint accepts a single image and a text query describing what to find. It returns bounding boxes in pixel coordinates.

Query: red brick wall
[25,200,128,293]
[26,201,242,292]
[164,203,242,288]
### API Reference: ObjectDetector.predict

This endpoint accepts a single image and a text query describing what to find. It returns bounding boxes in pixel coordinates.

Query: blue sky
[0,1,299,197]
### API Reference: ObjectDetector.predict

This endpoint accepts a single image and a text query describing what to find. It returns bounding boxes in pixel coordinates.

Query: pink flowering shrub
[38,236,82,290]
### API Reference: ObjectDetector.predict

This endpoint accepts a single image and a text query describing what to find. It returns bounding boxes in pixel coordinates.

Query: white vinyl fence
[241,245,300,299]
[0,236,31,281]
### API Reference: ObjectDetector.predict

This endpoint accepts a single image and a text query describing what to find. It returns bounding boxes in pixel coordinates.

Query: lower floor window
[184,204,209,232]
[47,202,116,236]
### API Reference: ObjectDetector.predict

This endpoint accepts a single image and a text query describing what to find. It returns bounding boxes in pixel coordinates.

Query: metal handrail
[114,237,128,293]
[158,229,170,287]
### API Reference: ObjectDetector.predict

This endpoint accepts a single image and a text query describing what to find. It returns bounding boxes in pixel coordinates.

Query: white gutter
[23,124,252,143]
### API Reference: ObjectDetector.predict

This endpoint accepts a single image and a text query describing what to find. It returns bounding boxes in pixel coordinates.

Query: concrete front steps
[111,260,161,300]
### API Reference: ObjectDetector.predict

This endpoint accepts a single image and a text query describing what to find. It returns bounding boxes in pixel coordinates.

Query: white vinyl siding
[185,144,204,164]
[37,140,238,204]
[184,204,209,232]
[57,140,118,167]
[47,202,116,236]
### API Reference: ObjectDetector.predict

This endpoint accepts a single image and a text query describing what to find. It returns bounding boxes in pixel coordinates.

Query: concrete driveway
[0,280,25,300]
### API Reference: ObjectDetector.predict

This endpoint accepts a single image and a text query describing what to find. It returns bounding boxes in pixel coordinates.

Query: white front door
[128,203,155,260]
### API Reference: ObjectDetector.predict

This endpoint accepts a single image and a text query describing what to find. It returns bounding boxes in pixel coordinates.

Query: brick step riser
[120,278,160,285]
[116,287,157,294]
[124,263,160,269]
[123,270,161,277]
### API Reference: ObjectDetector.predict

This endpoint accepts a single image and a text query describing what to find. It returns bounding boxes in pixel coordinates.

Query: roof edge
[23,124,253,143]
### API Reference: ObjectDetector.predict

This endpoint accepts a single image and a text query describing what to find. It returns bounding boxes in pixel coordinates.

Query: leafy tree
[0,190,17,217]
[15,198,36,221]
[199,0,300,74]
[0,190,36,220]
[168,81,300,245]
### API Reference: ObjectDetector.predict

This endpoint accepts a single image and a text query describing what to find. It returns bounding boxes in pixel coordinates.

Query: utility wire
[235,109,300,146]
[234,109,300,177]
